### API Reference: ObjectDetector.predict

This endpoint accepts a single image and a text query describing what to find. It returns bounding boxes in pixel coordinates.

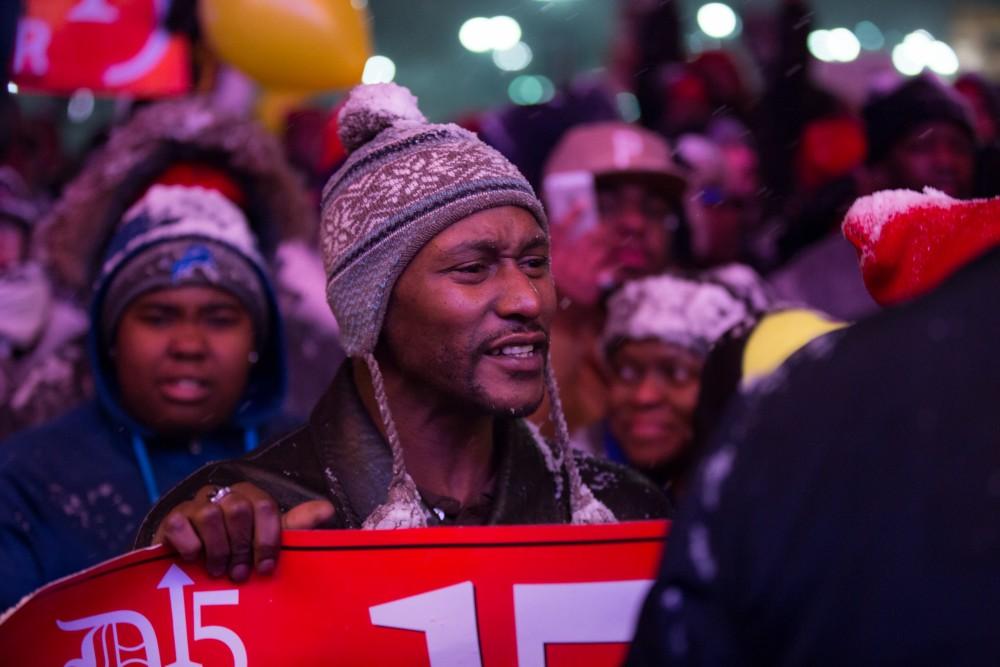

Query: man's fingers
[217,493,255,582]
[155,505,203,561]
[190,501,231,578]
[150,484,330,581]
[282,499,336,530]
[229,483,282,576]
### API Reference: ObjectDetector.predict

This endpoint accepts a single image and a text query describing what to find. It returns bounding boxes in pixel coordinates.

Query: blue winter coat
[0,239,292,611]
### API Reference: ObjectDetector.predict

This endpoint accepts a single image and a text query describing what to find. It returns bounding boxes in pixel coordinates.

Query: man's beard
[445,324,549,418]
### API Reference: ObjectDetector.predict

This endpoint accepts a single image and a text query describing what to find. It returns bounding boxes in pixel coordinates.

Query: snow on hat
[604,273,752,357]
[320,83,613,529]
[97,185,271,342]
[842,187,1000,306]
[862,75,975,164]
[543,121,686,200]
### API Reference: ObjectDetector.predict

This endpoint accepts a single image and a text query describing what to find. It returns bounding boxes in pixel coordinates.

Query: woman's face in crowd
[607,339,703,470]
[114,286,255,437]
[382,206,557,416]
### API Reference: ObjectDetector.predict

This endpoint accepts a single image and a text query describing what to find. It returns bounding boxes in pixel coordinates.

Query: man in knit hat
[0,184,292,609]
[137,84,669,582]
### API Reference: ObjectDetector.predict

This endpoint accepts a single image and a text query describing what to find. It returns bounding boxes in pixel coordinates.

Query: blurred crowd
[1,0,1000,660]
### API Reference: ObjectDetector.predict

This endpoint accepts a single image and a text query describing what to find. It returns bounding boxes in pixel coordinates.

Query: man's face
[381,206,556,416]
[606,339,703,470]
[885,121,975,198]
[114,286,255,437]
[596,176,677,281]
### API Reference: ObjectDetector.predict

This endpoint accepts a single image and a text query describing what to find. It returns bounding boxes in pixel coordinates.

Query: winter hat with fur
[842,187,1000,305]
[320,82,614,529]
[97,185,271,343]
[603,272,753,357]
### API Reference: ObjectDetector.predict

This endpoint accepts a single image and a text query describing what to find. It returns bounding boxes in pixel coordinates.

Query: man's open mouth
[488,344,541,359]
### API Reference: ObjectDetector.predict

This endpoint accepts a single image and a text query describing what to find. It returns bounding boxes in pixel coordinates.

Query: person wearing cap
[0,166,90,439]
[537,121,688,439]
[135,84,670,582]
[572,272,755,498]
[0,185,292,609]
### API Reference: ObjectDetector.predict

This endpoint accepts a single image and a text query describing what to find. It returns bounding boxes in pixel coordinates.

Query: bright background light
[508,74,555,105]
[808,30,835,62]
[489,16,522,51]
[827,27,861,62]
[697,3,738,39]
[362,55,397,84]
[926,40,959,76]
[459,17,494,53]
[6,82,18,95]
[890,30,961,77]
[492,42,533,72]
[459,16,522,53]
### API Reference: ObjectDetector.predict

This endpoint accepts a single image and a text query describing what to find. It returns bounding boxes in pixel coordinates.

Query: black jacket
[136,365,670,545]
[628,245,1000,666]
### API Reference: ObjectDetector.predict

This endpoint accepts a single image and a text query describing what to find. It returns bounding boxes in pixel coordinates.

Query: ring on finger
[208,486,233,505]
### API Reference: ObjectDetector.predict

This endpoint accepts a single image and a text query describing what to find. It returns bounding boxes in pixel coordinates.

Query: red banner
[0,521,668,666]
[11,0,190,96]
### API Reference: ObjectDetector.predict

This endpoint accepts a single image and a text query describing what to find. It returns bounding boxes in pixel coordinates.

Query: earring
[248,351,260,364]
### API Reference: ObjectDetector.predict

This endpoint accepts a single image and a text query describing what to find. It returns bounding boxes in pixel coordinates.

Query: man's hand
[152,482,335,583]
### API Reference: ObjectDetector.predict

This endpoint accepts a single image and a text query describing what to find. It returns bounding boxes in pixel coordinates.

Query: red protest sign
[0,520,668,666]
[12,0,190,96]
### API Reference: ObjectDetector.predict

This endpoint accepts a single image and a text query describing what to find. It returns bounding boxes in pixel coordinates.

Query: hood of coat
[40,96,316,296]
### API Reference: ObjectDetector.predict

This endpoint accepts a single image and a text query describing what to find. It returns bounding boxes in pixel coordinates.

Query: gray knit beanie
[320,83,615,529]
[97,185,271,344]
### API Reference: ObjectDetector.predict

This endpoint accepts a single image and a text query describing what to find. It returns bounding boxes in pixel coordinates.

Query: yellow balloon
[256,89,311,134]
[200,0,372,91]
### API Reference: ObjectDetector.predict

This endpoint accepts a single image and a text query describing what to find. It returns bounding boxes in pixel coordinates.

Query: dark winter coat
[627,245,1000,665]
[136,364,671,546]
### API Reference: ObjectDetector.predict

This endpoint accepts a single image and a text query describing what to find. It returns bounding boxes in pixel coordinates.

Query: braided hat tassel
[543,356,616,525]
[360,354,429,529]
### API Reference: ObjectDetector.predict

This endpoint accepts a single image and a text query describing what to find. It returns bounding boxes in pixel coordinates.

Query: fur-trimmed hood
[41,96,316,295]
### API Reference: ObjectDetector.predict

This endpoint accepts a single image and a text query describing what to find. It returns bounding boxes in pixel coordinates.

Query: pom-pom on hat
[842,187,1000,306]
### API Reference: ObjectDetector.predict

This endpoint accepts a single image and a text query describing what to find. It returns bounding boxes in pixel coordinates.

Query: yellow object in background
[256,89,311,133]
[199,0,371,91]
[741,309,847,387]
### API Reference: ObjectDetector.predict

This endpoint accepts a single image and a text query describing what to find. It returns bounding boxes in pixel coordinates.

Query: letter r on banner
[13,18,51,76]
